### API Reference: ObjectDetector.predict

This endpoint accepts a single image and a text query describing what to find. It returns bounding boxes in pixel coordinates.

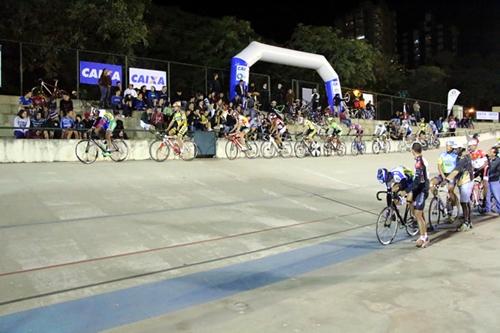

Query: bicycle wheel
[405,215,420,237]
[376,207,399,245]
[180,141,197,161]
[337,142,347,156]
[323,142,333,157]
[351,141,359,156]
[372,141,381,154]
[149,140,170,162]
[261,142,276,159]
[245,141,259,159]
[433,138,441,149]
[295,141,307,158]
[279,141,293,158]
[384,140,391,153]
[428,197,443,228]
[110,140,129,162]
[225,140,239,160]
[75,139,98,164]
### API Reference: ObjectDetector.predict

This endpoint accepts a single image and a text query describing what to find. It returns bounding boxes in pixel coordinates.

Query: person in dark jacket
[98,69,112,108]
[486,146,500,214]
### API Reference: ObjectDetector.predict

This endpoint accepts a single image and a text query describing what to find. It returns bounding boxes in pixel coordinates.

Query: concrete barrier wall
[0,132,498,163]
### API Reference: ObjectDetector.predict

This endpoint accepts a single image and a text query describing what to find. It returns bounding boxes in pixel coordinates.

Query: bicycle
[225,132,259,160]
[294,134,321,158]
[75,130,129,164]
[323,135,347,157]
[372,134,391,154]
[428,182,456,229]
[350,136,366,155]
[398,135,414,152]
[470,176,497,214]
[375,189,419,245]
[260,135,293,159]
[149,133,198,161]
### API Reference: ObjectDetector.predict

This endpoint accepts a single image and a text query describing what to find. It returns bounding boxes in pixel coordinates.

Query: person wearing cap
[447,143,474,231]
[430,140,459,221]
[486,146,500,214]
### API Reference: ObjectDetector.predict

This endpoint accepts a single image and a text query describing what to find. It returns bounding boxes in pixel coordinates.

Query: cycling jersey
[390,166,414,192]
[412,156,429,190]
[239,115,249,128]
[374,125,386,137]
[273,118,285,130]
[351,124,363,134]
[418,122,427,132]
[470,149,488,170]
[429,123,438,134]
[173,111,187,128]
[304,119,316,130]
[329,122,343,135]
[438,151,458,174]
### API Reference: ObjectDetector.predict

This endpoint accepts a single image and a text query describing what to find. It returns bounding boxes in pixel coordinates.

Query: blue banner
[79,61,122,85]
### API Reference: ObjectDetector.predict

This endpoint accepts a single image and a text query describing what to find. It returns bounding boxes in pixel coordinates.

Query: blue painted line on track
[0,231,381,333]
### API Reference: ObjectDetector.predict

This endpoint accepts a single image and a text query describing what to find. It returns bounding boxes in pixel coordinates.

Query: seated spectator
[19,91,33,111]
[60,110,76,139]
[75,114,86,139]
[133,93,146,111]
[150,107,165,131]
[13,109,30,139]
[113,117,128,140]
[147,86,159,107]
[110,90,123,112]
[159,86,169,105]
[60,93,73,114]
[46,107,61,139]
[199,109,212,131]
[339,109,352,128]
[140,108,155,131]
[30,111,48,139]
[81,112,93,139]
[124,84,138,100]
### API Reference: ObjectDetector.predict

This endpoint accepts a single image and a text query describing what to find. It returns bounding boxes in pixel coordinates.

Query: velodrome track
[0,137,499,332]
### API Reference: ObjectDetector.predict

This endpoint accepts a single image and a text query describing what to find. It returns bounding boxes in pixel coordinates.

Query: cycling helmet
[468,139,478,147]
[377,168,389,184]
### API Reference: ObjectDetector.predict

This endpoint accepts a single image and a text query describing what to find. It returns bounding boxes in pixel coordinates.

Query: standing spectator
[98,69,112,108]
[311,88,320,111]
[30,111,48,139]
[435,117,443,132]
[209,73,222,94]
[150,106,165,131]
[285,89,295,107]
[449,144,474,230]
[410,142,430,247]
[260,83,270,111]
[274,83,285,105]
[13,110,30,138]
[171,89,183,104]
[448,116,457,136]
[486,146,500,215]
[235,80,247,103]
[442,118,449,134]
[19,91,33,111]
[413,101,421,122]
[146,86,159,107]
[60,93,74,114]
[110,89,123,112]
[333,93,342,116]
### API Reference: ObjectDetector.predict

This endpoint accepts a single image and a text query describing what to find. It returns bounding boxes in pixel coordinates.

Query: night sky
[173,0,500,56]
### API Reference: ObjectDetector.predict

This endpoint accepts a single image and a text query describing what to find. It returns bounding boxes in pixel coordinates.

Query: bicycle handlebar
[376,190,387,201]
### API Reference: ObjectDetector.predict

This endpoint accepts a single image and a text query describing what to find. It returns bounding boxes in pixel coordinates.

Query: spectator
[442,118,449,134]
[147,86,159,107]
[82,112,93,138]
[140,108,155,131]
[339,108,352,128]
[435,117,443,132]
[133,93,146,112]
[98,69,112,108]
[60,110,76,139]
[413,101,421,122]
[111,81,121,97]
[30,111,48,139]
[13,110,30,138]
[333,93,342,116]
[139,85,148,99]
[448,116,457,136]
[110,89,123,112]
[486,146,500,214]
[172,89,183,104]
[113,116,128,140]
[199,109,212,131]
[209,73,222,94]
[274,83,285,105]
[46,106,61,139]
[311,88,320,111]
[235,80,247,100]
[124,84,138,100]
[285,89,295,107]
[159,86,169,105]
[75,114,85,139]
[150,106,165,131]
[260,83,270,111]
[19,91,33,111]
[60,93,74,114]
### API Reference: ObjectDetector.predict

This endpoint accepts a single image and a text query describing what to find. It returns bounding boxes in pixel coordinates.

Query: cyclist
[350,123,364,153]
[231,109,250,151]
[166,101,188,151]
[417,118,427,142]
[301,117,318,145]
[377,166,414,207]
[269,113,287,149]
[374,122,387,139]
[409,142,430,247]
[325,117,343,146]
[92,108,116,156]
[430,140,459,220]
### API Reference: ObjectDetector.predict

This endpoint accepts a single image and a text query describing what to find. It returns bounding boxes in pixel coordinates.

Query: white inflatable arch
[230,41,342,107]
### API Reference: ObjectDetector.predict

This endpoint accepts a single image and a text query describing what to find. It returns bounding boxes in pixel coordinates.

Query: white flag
[447,89,461,116]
